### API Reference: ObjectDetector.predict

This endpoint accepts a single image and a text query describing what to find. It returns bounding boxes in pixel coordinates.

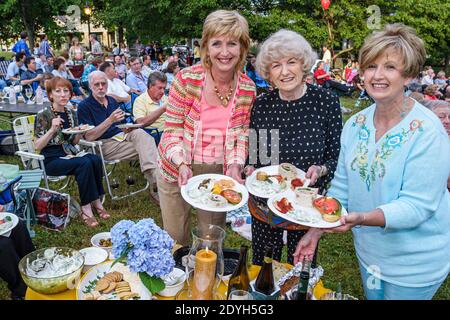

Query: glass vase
[182,224,225,300]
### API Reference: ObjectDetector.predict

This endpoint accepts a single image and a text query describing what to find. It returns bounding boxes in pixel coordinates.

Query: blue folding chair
[0,175,22,212]
[143,128,162,145]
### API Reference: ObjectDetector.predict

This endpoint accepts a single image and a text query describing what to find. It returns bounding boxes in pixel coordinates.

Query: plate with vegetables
[181,174,249,212]
[268,191,347,228]
[245,164,311,199]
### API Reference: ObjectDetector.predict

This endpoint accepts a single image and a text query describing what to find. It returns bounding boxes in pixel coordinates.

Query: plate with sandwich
[62,124,94,135]
[181,174,249,212]
[268,189,347,228]
[245,163,311,199]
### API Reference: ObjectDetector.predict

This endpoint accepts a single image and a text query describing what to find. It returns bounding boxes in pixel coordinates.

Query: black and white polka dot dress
[248,84,342,190]
[247,84,343,265]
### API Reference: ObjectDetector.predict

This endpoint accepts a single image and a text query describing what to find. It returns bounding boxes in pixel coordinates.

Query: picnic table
[25,264,330,300]
[0,102,49,152]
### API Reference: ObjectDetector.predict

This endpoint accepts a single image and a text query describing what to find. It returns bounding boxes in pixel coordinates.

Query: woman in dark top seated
[34,77,108,227]
[0,212,35,300]
[245,29,343,265]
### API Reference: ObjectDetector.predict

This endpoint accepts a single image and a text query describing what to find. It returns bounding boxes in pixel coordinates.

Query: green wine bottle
[254,246,275,295]
[226,245,250,299]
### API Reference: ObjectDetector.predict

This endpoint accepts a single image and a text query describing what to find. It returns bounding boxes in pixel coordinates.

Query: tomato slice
[313,197,341,215]
[221,189,242,205]
[275,197,293,214]
[291,178,304,188]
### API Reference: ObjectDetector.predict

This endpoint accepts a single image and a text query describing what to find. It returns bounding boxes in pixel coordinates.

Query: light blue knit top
[328,102,450,287]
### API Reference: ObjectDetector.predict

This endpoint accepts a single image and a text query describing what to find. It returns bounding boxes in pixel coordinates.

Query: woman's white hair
[422,99,450,111]
[256,29,317,81]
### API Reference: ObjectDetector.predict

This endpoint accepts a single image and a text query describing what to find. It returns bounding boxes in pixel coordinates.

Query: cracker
[84,293,95,300]
[103,273,116,282]
[103,282,117,294]
[113,272,123,282]
[121,293,140,300]
[94,280,109,292]
[117,291,132,299]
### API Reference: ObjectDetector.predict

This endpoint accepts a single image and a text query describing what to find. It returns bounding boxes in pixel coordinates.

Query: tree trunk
[118,24,124,50]
[18,0,35,50]
[332,47,355,60]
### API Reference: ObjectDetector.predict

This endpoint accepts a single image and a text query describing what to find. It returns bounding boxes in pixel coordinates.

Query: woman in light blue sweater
[293,24,450,300]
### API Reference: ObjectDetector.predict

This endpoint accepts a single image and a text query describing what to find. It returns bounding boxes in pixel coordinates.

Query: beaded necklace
[51,104,74,129]
[211,72,234,107]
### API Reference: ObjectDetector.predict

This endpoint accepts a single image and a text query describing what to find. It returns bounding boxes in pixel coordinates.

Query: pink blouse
[193,93,234,164]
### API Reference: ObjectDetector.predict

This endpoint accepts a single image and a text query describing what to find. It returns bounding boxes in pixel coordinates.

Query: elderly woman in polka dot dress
[244,29,342,266]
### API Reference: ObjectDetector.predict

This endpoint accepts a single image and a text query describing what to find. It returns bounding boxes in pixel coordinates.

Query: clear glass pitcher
[184,224,225,300]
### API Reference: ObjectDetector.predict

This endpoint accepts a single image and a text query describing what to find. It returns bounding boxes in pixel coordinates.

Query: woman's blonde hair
[255,29,317,82]
[359,23,426,78]
[201,10,250,72]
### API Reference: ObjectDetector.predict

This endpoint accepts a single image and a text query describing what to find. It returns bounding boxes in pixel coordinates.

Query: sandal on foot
[96,207,111,220]
[81,211,98,228]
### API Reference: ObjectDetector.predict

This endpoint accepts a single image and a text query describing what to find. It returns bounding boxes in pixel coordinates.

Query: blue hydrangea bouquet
[111,218,175,295]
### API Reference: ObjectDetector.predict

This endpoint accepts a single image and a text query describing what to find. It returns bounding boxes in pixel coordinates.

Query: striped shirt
[158,64,256,183]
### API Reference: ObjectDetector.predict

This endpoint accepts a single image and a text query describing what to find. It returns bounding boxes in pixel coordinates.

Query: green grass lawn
[0,96,448,300]
[0,51,14,61]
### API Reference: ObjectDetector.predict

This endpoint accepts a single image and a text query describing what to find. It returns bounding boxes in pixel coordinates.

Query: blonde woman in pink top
[157,10,256,245]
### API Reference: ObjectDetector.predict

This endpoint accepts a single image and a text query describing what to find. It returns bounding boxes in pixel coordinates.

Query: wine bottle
[227,245,250,299]
[295,258,311,300]
[254,246,275,295]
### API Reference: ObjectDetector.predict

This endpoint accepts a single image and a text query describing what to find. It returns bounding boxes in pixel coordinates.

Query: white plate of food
[62,124,94,135]
[116,123,143,129]
[0,212,19,236]
[268,190,347,228]
[76,261,153,300]
[181,174,249,212]
[245,164,311,199]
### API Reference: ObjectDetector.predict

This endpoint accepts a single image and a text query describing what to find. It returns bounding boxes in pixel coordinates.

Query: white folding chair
[13,115,149,200]
[13,115,95,191]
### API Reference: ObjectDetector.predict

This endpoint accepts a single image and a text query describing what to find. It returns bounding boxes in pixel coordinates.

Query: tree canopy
[1,0,448,67]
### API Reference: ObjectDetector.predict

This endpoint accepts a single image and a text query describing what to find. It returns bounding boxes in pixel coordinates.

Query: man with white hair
[421,68,435,86]
[77,71,160,204]
[423,100,450,138]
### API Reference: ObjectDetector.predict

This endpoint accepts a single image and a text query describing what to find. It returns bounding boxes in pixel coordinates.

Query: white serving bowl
[158,268,186,297]
[90,232,112,254]
[79,247,108,273]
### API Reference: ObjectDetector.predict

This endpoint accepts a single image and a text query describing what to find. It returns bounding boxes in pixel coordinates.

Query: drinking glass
[25,88,33,104]
[0,89,5,103]
[228,290,253,300]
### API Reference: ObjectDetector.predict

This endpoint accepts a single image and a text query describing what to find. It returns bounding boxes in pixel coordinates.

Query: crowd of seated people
[313,60,355,96]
